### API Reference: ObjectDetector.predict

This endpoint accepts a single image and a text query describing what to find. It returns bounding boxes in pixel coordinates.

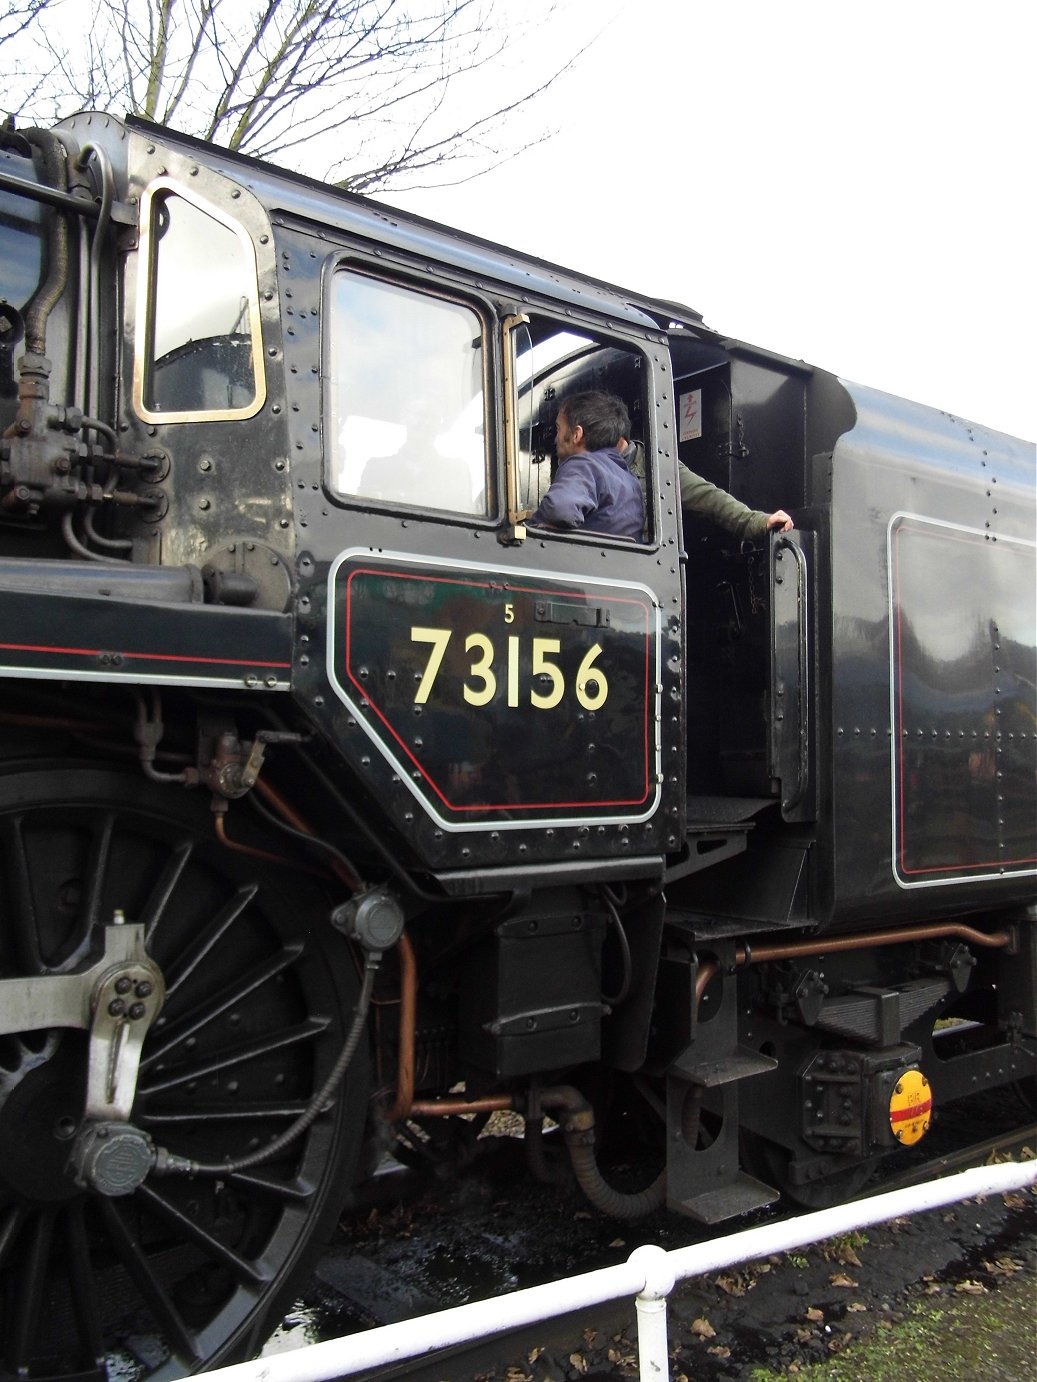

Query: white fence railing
[198,1159,1035,1382]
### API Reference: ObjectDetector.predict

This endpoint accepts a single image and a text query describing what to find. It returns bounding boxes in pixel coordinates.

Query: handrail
[0,169,100,217]
[191,1159,1035,1382]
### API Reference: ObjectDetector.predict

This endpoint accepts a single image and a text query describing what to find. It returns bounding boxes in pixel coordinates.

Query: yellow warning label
[889,1068,931,1146]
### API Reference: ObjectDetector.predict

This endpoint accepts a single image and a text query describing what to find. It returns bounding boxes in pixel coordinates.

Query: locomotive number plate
[328,551,661,831]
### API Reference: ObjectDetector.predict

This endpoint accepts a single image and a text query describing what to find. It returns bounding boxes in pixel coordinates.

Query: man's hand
[766,510,794,532]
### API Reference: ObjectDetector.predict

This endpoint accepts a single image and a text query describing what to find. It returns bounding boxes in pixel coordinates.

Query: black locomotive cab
[0,112,1033,1378]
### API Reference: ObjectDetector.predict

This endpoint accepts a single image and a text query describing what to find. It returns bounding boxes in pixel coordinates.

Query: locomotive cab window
[327,270,490,516]
[509,319,651,542]
[134,179,265,422]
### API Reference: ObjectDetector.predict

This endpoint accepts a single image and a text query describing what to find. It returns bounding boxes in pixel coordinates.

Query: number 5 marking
[411,626,451,703]
[530,637,563,709]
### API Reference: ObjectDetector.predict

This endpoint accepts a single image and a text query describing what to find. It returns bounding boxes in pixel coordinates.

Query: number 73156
[410,626,608,710]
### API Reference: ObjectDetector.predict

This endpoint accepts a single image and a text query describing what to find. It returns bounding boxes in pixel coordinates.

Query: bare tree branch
[0,0,54,46]
[2,0,594,192]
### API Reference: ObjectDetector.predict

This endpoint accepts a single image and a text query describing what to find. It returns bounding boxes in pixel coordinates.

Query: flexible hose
[538,1082,703,1221]
[23,129,69,355]
[156,953,379,1176]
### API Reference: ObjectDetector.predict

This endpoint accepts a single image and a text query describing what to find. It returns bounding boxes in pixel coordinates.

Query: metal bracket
[0,914,164,1121]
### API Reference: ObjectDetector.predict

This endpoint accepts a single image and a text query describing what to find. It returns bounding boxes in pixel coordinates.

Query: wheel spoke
[160,882,259,996]
[65,1201,105,1372]
[136,1183,269,1286]
[143,943,306,1064]
[0,1204,26,1269]
[97,1196,202,1363]
[81,811,115,934]
[0,814,43,974]
[140,1018,328,1093]
[226,1169,316,1203]
[144,1100,312,1124]
[9,1208,54,1371]
[141,838,195,945]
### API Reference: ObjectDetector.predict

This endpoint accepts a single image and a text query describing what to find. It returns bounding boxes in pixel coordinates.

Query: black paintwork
[0,114,1032,1366]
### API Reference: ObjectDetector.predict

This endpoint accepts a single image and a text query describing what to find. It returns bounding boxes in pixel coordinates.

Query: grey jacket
[623,441,772,539]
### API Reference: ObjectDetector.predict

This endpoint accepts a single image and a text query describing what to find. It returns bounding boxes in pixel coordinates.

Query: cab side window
[136,181,264,422]
[512,321,650,540]
[327,270,490,517]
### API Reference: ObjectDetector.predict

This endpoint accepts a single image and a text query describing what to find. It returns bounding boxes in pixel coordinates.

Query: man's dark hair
[558,391,630,452]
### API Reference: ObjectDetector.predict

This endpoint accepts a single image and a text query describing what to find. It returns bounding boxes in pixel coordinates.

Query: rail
[197,1159,1035,1382]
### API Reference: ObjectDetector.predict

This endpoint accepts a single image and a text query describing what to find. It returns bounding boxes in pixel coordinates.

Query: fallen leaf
[805,1306,824,1322]
[830,1273,857,1288]
[582,1330,598,1349]
[955,1280,989,1295]
[690,1317,716,1339]
[847,1302,868,1313]
[794,1327,814,1343]
[707,1346,731,1359]
[572,1211,593,1221]
[715,1271,755,1296]
[526,1348,543,1365]
[983,1257,1022,1276]
[715,1274,744,1296]
[503,1369,531,1382]
[569,1353,588,1375]
[609,1238,626,1248]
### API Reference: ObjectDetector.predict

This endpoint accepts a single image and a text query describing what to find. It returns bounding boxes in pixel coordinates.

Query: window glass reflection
[328,273,488,515]
[143,192,258,416]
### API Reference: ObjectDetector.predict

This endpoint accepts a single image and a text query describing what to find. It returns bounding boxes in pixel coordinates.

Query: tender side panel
[828,382,1036,923]
[888,515,1036,887]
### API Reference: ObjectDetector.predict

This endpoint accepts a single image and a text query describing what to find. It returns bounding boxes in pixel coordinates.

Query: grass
[746,1271,1037,1380]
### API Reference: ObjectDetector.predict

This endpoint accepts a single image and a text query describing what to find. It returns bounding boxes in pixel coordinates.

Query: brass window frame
[133,176,266,424]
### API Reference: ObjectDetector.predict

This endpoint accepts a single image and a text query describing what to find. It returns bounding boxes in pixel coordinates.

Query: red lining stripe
[0,640,290,669]
[890,1099,932,1123]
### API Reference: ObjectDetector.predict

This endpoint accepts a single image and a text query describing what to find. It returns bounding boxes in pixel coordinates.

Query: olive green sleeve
[677,464,769,539]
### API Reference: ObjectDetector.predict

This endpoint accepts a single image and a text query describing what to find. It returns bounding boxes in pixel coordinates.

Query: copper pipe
[694,920,1012,1006]
[384,932,417,1123]
[250,778,418,1120]
[254,775,361,890]
[213,812,303,870]
[409,1094,517,1118]
[0,711,105,732]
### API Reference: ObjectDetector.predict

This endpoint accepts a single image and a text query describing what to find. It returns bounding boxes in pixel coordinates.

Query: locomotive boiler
[0,111,1033,1378]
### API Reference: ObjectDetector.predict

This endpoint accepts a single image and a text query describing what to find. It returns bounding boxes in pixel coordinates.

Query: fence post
[629,1243,676,1381]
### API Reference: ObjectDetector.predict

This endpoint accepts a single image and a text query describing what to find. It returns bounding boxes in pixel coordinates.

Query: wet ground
[264,1109,1037,1381]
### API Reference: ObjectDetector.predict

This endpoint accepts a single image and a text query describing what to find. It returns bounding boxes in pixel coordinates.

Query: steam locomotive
[0,110,1033,1378]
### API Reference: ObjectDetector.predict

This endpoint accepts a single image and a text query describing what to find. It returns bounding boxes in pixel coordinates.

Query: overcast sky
[384,0,1035,444]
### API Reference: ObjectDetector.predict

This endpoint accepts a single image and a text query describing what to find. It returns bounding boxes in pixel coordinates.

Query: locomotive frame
[0,111,1034,1377]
